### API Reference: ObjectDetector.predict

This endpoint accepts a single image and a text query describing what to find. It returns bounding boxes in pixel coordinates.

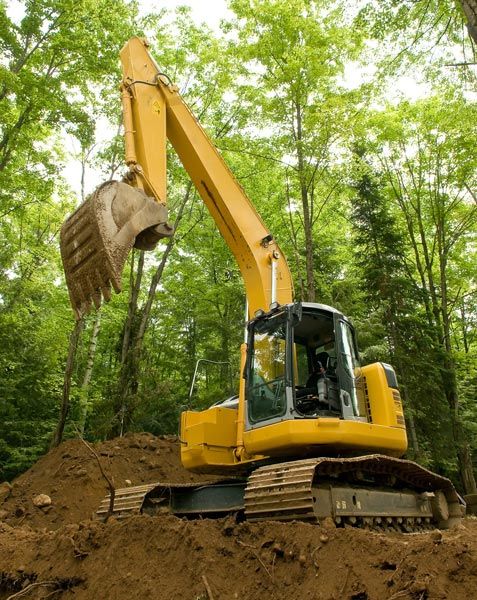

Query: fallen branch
[201,575,215,600]
[235,539,257,550]
[6,581,57,599]
[74,426,115,520]
[236,539,273,581]
[388,590,411,600]
[339,566,351,596]
[311,546,320,570]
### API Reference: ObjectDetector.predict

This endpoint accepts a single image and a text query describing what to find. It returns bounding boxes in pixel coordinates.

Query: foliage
[0,0,475,492]
[0,0,139,476]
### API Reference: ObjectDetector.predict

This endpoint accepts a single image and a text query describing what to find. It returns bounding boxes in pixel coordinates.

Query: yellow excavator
[60,37,463,529]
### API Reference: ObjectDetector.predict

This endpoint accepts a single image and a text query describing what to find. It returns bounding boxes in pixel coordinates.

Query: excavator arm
[61,37,293,319]
[61,38,465,529]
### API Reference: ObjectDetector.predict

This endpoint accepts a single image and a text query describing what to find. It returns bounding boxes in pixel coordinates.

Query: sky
[6,0,231,27]
[139,0,232,31]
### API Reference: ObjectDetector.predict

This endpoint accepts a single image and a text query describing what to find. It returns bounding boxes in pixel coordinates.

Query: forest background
[0,0,476,495]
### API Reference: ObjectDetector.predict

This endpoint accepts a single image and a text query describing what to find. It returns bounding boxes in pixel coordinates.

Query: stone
[321,517,336,530]
[0,482,12,502]
[33,494,52,508]
[431,530,443,544]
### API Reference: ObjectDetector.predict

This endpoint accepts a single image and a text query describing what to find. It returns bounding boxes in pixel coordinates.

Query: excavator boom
[61,37,293,319]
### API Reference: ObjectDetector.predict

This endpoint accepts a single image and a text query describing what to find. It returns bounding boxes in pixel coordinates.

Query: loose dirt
[1,434,476,599]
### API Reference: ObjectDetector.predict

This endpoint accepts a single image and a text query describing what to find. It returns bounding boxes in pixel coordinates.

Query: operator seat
[306,351,330,388]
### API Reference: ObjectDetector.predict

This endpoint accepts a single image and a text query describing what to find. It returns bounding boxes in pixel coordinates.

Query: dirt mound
[1,515,477,599]
[0,433,211,530]
[1,434,477,599]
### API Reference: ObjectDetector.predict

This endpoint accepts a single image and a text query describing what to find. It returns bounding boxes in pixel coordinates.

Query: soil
[1,433,476,600]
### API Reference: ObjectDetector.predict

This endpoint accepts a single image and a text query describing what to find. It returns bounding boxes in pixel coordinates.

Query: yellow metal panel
[182,413,407,472]
[119,37,293,318]
[180,407,239,471]
[243,418,407,458]
[361,363,406,431]
[120,40,167,203]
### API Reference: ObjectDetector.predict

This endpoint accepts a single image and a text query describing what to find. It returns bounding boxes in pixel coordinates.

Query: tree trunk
[51,318,85,448]
[459,443,477,494]
[385,160,477,490]
[295,100,316,302]
[110,249,145,437]
[109,184,192,437]
[78,311,102,434]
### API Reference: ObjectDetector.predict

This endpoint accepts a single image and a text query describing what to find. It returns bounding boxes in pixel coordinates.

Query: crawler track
[244,455,463,530]
[97,455,464,530]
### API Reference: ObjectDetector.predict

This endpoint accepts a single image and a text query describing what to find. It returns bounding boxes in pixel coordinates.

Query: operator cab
[181,301,407,471]
[245,302,366,430]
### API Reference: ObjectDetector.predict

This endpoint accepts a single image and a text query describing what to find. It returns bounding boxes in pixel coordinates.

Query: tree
[228,0,364,301]
[0,0,140,467]
[350,150,422,456]
[361,93,477,491]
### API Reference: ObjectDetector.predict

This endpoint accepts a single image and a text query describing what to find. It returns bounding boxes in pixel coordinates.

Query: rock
[0,509,8,520]
[75,468,87,477]
[125,479,132,486]
[0,482,12,502]
[321,517,336,530]
[319,534,329,544]
[430,530,443,544]
[33,494,52,508]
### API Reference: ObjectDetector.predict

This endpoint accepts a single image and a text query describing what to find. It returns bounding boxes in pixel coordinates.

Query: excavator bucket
[60,181,172,319]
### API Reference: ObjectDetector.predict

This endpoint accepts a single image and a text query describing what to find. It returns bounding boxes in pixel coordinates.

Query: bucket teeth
[60,181,170,319]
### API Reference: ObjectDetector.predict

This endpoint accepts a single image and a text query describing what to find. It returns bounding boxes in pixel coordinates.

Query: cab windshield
[247,313,288,423]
